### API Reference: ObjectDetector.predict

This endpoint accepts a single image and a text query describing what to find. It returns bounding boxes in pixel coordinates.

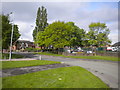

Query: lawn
[64,55,119,61]
[36,52,119,61]
[2,66,109,88]
[34,52,64,56]
[2,53,24,59]
[2,60,61,69]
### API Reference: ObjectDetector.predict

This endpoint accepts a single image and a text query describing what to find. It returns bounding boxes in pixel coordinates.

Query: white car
[86,51,93,54]
[106,47,112,51]
[67,50,71,53]
[72,51,77,54]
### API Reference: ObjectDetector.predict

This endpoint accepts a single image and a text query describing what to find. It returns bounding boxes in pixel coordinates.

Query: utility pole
[9,12,14,61]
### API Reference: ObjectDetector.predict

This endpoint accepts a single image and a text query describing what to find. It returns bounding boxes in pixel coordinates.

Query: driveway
[5,52,119,88]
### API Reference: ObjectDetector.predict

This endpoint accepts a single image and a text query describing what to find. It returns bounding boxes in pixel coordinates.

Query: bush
[25,48,41,52]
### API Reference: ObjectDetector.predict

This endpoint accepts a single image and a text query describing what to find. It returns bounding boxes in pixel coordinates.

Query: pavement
[1,52,119,88]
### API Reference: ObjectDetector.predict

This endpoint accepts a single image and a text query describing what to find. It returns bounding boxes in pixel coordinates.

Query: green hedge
[24,48,41,52]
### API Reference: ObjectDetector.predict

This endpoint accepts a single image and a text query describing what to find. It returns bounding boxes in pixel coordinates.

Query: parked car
[111,47,118,52]
[106,47,112,51]
[106,47,118,52]
[72,51,78,54]
[86,51,93,54]
[78,47,84,52]
[67,50,71,53]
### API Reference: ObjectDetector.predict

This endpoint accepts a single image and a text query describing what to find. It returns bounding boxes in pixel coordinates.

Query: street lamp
[9,12,14,60]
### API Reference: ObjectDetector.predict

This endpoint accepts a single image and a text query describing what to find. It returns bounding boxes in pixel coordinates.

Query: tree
[36,21,74,49]
[36,21,86,54]
[81,31,90,47]
[33,6,48,41]
[66,22,85,47]
[87,22,111,47]
[2,14,21,50]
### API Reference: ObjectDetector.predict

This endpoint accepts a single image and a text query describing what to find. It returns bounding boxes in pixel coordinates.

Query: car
[72,51,78,54]
[106,47,112,51]
[86,51,93,54]
[67,50,71,53]
[112,47,118,52]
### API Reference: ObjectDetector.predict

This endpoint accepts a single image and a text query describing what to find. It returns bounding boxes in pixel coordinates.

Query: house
[112,42,120,52]
[12,40,35,51]
[112,42,120,47]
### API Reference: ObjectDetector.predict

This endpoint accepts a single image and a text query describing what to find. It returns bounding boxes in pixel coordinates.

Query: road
[6,52,119,88]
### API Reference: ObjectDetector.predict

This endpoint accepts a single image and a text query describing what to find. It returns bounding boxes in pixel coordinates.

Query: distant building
[112,42,120,52]
[112,42,120,47]
[12,40,35,51]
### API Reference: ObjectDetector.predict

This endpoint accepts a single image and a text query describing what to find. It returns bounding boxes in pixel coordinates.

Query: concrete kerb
[0,58,37,61]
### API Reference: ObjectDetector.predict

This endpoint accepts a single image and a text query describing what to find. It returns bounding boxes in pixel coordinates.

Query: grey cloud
[2,2,118,43]
[2,2,38,22]
[107,21,118,32]
[75,5,118,23]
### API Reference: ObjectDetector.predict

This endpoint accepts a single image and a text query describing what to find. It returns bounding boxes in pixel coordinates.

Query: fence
[63,47,119,57]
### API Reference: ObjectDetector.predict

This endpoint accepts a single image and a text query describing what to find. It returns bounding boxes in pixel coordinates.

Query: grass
[34,52,64,56]
[2,66,109,88]
[36,52,119,61]
[2,60,61,69]
[64,55,119,61]
[2,53,24,59]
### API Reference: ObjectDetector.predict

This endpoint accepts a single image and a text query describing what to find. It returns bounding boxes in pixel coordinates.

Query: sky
[1,1,119,45]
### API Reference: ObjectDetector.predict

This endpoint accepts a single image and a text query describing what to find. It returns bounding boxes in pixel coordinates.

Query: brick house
[12,40,35,51]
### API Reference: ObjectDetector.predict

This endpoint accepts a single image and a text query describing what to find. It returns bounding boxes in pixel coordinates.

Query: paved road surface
[2,52,119,88]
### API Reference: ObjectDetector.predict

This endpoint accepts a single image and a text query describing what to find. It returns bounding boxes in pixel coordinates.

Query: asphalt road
[8,52,119,88]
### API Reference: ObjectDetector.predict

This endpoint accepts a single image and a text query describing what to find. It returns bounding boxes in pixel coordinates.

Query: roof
[112,42,120,46]
[14,40,34,45]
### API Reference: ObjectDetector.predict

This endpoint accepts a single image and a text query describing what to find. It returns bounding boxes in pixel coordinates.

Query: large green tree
[36,21,74,49]
[36,21,86,51]
[66,22,85,47]
[87,22,111,47]
[2,14,21,50]
[33,6,48,41]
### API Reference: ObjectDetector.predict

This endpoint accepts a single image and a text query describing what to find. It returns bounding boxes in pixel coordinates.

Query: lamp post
[9,12,14,60]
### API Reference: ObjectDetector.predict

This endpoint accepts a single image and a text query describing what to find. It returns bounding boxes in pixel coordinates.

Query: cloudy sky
[2,1,118,44]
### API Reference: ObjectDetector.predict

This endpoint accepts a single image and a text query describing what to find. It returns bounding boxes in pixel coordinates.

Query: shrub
[25,48,41,52]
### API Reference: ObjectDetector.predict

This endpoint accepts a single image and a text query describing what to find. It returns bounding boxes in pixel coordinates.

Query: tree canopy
[36,21,73,48]
[33,6,48,41]
[66,22,85,47]
[87,22,111,47]
[2,14,21,49]
[33,6,112,50]
[36,21,86,49]
[36,21,111,49]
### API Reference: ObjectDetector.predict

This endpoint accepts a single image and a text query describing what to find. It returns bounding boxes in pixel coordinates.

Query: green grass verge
[34,52,64,56]
[2,53,24,59]
[64,55,119,61]
[35,52,119,61]
[2,66,109,88]
[2,60,61,69]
